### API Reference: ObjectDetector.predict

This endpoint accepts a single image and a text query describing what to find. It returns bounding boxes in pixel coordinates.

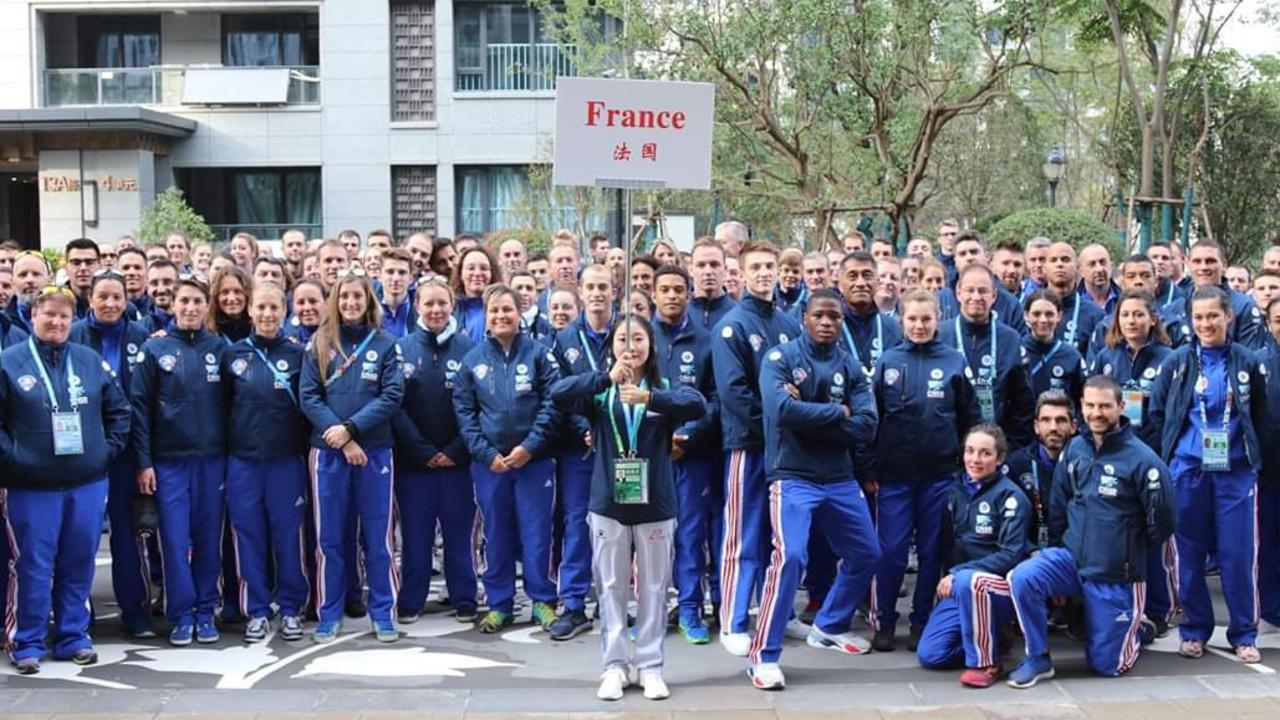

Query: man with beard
[281,229,308,278]
[1004,392,1077,549]
[991,243,1026,296]
[144,259,179,332]
[9,250,51,331]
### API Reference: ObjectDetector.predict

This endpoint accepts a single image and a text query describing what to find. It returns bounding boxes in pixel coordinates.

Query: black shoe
[1148,615,1170,638]
[453,603,478,624]
[422,599,454,615]
[344,600,368,619]
[667,604,680,628]
[707,604,721,633]
[548,608,592,641]
[872,627,896,652]
[70,649,98,666]
[907,624,923,652]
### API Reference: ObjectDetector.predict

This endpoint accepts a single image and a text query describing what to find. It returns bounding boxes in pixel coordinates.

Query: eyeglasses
[336,267,368,279]
[38,285,75,299]
[66,257,99,268]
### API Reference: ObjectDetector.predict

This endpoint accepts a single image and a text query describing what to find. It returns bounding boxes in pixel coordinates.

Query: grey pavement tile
[10,689,176,714]
[875,705,989,719]
[774,709,882,720]
[1051,675,1221,703]
[315,689,470,713]
[157,689,321,715]
[976,702,1087,719]
[1196,674,1280,698]
[766,680,919,709]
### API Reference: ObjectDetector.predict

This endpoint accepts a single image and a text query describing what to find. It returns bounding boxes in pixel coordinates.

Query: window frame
[220,12,320,67]
[76,14,161,68]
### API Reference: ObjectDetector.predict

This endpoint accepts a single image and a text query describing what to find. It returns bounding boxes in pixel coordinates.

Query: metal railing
[209,224,322,242]
[42,65,320,107]
[456,43,575,92]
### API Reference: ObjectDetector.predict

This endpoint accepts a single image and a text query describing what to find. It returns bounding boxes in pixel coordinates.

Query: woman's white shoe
[639,669,669,700]
[596,666,629,701]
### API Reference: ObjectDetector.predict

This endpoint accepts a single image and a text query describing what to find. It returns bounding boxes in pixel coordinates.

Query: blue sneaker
[678,611,711,645]
[1007,654,1055,689]
[169,620,195,647]
[195,619,220,644]
[314,620,342,644]
[373,619,398,643]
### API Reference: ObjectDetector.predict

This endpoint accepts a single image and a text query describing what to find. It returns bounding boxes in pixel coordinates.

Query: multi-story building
[0,0,620,249]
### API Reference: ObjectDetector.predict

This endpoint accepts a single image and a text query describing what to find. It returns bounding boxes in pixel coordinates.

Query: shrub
[137,187,215,246]
[986,208,1117,254]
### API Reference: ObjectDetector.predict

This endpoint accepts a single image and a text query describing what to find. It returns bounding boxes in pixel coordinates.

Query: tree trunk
[1140,124,1157,198]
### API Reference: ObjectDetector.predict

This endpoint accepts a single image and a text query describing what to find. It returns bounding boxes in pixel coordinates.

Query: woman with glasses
[224,282,310,643]
[69,271,155,638]
[286,279,327,344]
[208,266,254,344]
[450,246,499,344]
[299,269,404,643]
[452,284,562,634]
[131,274,232,646]
[391,278,478,623]
[0,285,130,674]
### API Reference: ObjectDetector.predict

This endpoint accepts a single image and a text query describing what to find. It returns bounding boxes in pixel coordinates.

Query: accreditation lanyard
[1030,340,1061,378]
[1196,349,1233,472]
[607,383,650,505]
[28,337,77,412]
[956,316,997,422]
[954,317,998,380]
[577,330,600,372]
[842,314,882,376]
[1062,298,1082,344]
[248,337,297,405]
[1030,459,1048,546]
[606,382,647,457]
[325,330,377,388]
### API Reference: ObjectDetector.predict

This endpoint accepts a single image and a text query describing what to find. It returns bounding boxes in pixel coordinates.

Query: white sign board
[553,77,715,190]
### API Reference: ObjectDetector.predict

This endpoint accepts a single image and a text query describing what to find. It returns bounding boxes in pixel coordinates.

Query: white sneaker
[749,661,785,690]
[720,631,752,656]
[639,668,669,700]
[806,627,872,655]
[596,666,629,701]
[784,618,810,640]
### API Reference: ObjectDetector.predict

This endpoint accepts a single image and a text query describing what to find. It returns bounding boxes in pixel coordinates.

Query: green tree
[137,187,215,246]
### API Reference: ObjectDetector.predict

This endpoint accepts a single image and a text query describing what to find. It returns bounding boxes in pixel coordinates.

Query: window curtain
[458,170,484,233]
[285,171,321,225]
[226,31,281,66]
[490,167,524,231]
[122,32,159,67]
[233,172,283,224]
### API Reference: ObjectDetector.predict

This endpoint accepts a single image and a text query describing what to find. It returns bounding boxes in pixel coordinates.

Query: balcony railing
[456,43,575,92]
[42,66,320,108]
[210,223,322,243]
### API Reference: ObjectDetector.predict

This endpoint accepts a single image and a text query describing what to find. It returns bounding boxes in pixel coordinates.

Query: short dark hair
[1022,289,1061,313]
[380,247,413,267]
[966,423,1008,459]
[528,251,548,263]
[654,264,691,286]
[839,251,878,273]
[148,258,179,275]
[806,288,844,308]
[954,230,987,251]
[1034,389,1076,419]
[631,255,660,273]
[66,237,100,258]
[1190,284,1232,314]
[117,247,148,264]
[1083,374,1123,403]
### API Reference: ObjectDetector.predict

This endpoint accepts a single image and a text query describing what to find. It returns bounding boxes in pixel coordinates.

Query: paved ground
[4,552,1280,717]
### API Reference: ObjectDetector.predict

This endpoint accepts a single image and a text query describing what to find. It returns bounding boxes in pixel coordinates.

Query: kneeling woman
[1,287,130,673]
[452,284,562,634]
[552,313,705,701]
[300,270,405,643]
[225,282,310,642]
[133,275,231,646]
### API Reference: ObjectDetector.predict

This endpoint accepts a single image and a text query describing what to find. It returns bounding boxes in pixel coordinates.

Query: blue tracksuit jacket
[840,305,903,376]
[1022,335,1086,403]
[760,333,877,483]
[130,326,230,467]
[225,333,309,459]
[938,315,1034,448]
[1090,338,1174,449]
[1055,288,1107,358]
[653,315,719,458]
[1004,443,1060,546]
[941,474,1031,576]
[711,294,801,451]
[552,314,614,452]
[1047,421,1177,583]
[688,294,736,333]
[392,318,474,467]
[1162,282,1268,351]
[299,324,405,449]
[937,284,1028,335]
[452,332,562,467]
[69,314,150,392]
[0,312,28,351]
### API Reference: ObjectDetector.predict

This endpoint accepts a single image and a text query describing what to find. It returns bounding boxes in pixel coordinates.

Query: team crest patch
[127,343,138,355]
[566,348,581,364]
[1144,368,1157,379]
[768,350,782,362]
[276,360,289,371]
[135,352,145,363]
[366,350,378,362]
[403,364,415,379]
[473,364,489,380]
[792,367,808,384]
[721,326,734,338]
[981,354,993,366]
[1005,497,1018,510]
[231,358,249,376]
[1239,371,1250,383]
[1104,464,1116,475]
[779,333,790,343]
[682,351,694,363]
[833,372,845,386]
[447,359,461,371]
[159,355,177,372]
[749,333,764,352]
[978,501,991,513]
[930,368,944,380]
[204,353,216,364]
[885,369,901,385]
[16,374,36,392]
[1052,365,1064,377]
[517,363,529,374]
[1103,363,1113,375]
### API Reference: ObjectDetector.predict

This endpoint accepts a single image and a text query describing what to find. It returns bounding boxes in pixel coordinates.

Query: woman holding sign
[1150,285,1267,663]
[551,313,706,702]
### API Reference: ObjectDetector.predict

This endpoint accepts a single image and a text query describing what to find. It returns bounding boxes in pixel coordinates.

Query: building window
[454,3,575,91]
[456,165,611,235]
[77,15,160,68]
[390,1,437,122]
[222,13,319,67]
[176,167,322,242]
[392,166,438,241]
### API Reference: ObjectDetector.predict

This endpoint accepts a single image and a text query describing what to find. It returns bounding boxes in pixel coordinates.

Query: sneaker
[126,622,157,640]
[640,668,669,700]
[907,624,923,652]
[784,618,810,640]
[596,666,629,701]
[397,608,421,624]
[477,610,513,634]
[454,603,478,624]
[707,603,721,633]
[244,617,270,644]
[678,611,711,645]
[280,616,304,642]
[720,631,752,657]
[748,661,785,690]
[1150,615,1170,639]
[70,648,98,666]
[530,601,558,630]
[799,597,821,625]
[196,619,220,644]
[169,620,195,647]
[422,598,454,614]
[549,608,592,640]
[959,664,1002,688]
[1139,617,1156,646]
[374,619,398,643]
[12,657,40,675]
[807,627,871,655]
[871,627,896,652]
[313,620,342,643]
[1007,654,1055,689]
[344,600,368,619]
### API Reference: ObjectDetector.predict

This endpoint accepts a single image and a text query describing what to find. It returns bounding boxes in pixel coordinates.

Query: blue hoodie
[652,314,719,458]
[941,473,1031,577]
[225,333,309,460]
[299,324,405,450]
[711,294,801,451]
[938,315,1035,448]
[1048,420,1176,583]
[0,338,130,490]
[130,325,230,467]
[760,333,877,483]
[392,317,474,468]
[452,332,562,467]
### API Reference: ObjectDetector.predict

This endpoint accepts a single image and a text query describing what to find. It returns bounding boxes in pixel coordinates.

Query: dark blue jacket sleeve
[551,370,610,417]
[1139,457,1176,545]
[760,354,849,440]
[299,350,345,433]
[1004,359,1035,448]
[101,369,131,461]
[0,367,12,461]
[451,361,498,467]
[1047,454,1072,547]
[712,325,761,435]
[518,348,562,458]
[648,385,707,425]
[129,351,157,469]
[1148,356,1174,459]
[677,364,718,447]
[347,343,405,438]
[553,343,593,442]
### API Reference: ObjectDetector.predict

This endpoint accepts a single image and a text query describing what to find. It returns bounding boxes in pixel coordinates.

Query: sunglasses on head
[177,272,209,290]
[336,267,368,279]
[38,285,75,299]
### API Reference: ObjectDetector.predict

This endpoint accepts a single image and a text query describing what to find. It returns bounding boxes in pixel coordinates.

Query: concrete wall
[39,148,157,246]
[161,11,221,66]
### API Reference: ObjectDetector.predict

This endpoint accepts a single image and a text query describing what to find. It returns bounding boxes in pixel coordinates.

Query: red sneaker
[959,664,1002,688]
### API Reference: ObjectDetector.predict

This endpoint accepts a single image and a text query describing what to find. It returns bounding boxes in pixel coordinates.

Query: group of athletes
[1,219,1279,701]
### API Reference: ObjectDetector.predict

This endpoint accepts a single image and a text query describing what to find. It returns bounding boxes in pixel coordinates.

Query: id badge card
[1037,523,1049,548]
[1122,389,1146,427]
[1202,429,1231,472]
[52,411,84,456]
[974,378,995,424]
[612,457,650,505]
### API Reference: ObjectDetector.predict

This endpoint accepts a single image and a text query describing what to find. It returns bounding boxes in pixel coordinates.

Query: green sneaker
[476,610,513,634]
[531,601,558,629]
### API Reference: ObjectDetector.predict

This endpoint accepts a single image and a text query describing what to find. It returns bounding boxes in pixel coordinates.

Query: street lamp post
[1042,146,1066,208]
